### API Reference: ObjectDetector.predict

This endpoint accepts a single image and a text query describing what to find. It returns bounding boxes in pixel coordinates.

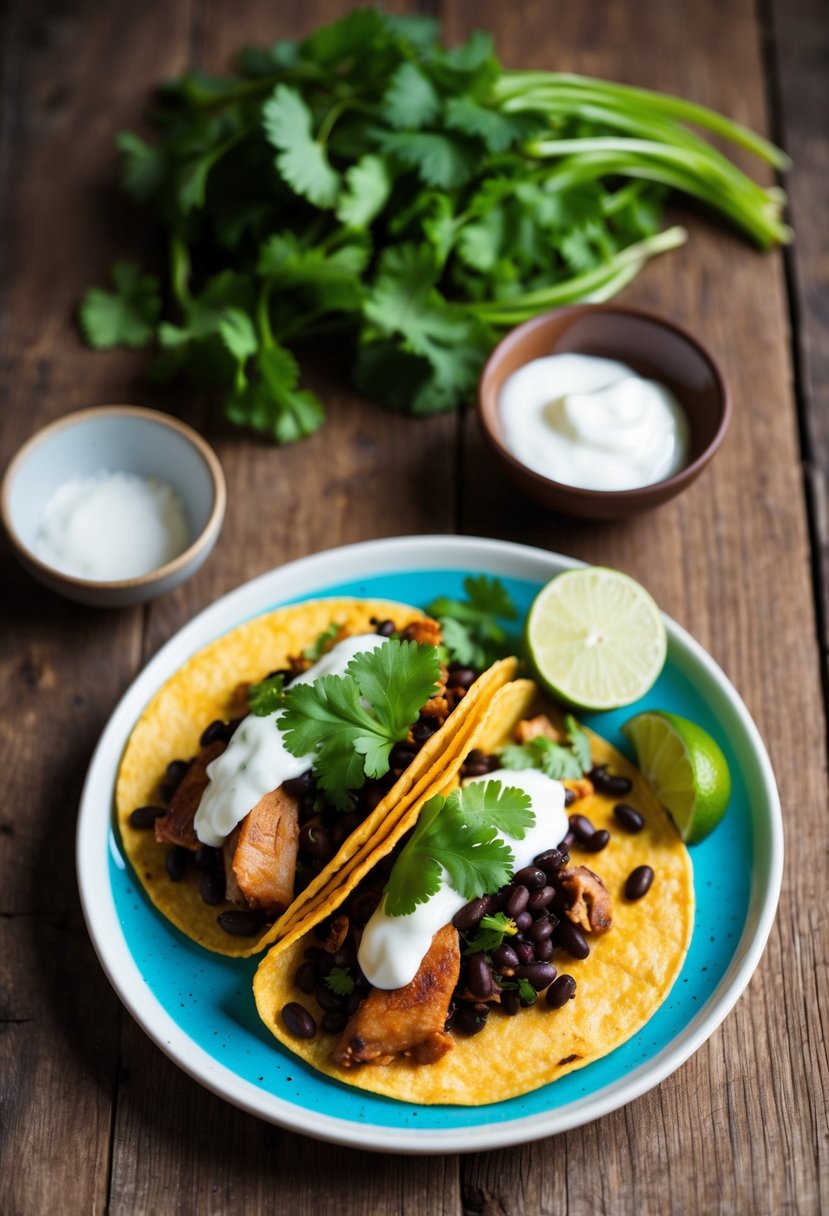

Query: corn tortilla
[253,678,694,1104]
[116,598,495,958]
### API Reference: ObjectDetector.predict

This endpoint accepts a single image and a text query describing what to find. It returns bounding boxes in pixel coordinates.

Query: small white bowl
[1,406,226,607]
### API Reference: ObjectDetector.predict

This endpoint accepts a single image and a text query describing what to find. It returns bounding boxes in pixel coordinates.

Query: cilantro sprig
[325,967,355,997]
[302,621,342,662]
[500,714,593,779]
[79,10,788,441]
[247,673,285,717]
[427,575,517,670]
[462,912,517,956]
[280,639,441,808]
[384,779,534,917]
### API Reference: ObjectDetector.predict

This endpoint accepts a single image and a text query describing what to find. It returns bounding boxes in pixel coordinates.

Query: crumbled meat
[332,925,460,1067]
[559,866,613,933]
[400,618,443,648]
[514,714,562,745]
[228,682,251,719]
[324,915,350,954]
[563,777,594,802]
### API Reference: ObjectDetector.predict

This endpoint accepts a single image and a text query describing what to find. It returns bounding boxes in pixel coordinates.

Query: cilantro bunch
[501,714,593,780]
[427,575,518,669]
[79,8,789,442]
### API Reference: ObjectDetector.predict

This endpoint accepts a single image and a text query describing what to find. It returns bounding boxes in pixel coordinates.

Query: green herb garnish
[463,912,518,956]
[384,780,534,917]
[500,716,593,780]
[78,11,789,441]
[280,639,441,807]
[246,672,285,717]
[499,977,539,1006]
[302,622,342,662]
[427,576,517,670]
[325,967,355,997]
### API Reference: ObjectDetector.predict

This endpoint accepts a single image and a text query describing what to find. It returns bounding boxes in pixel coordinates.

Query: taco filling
[254,683,694,1105]
[119,599,510,956]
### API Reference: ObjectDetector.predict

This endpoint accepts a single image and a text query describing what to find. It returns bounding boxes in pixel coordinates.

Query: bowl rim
[1,405,227,589]
[478,303,732,503]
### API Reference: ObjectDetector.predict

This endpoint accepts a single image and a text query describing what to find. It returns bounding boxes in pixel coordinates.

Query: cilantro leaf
[384,780,531,917]
[247,673,285,717]
[462,912,518,956]
[500,734,586,781]
[280,640,441,806]
[336,155,392,228]
[377,131,481,191]
[383,63,441,130]
[224,344,325,443]
[427,575,517,670]
[78,262,160,349]
[303,622,341,662]
[444,97,545,153]
[263,84,340,208]
[565,714,593,773]
[116,132,165,203]
[325,966,355,996]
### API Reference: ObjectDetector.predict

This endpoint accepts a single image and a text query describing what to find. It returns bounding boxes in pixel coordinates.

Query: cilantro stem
[316,98,352,144]
[169,234,192,309]
[256,281,274,347]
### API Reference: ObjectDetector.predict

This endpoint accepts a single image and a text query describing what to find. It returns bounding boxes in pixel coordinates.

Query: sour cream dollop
[193,633,389,848]
[499,353,689,491]
[358,769,569,990]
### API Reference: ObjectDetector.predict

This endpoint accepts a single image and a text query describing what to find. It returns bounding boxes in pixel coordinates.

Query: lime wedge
[523,567,667,710]
[621,710,731,843]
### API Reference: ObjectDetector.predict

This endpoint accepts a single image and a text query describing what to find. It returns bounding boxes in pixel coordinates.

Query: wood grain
[0,0,826,1213]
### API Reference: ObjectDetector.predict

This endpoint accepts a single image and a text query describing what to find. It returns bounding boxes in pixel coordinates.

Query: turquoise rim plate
[76,536,782,1154]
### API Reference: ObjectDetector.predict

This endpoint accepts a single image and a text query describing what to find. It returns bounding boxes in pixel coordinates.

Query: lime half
[621,710,731,843]
[524,567,667,710]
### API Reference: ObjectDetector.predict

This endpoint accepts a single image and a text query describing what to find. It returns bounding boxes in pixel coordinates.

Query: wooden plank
[106,3,462,1213]
[449,0,827,1212]
[0,2,193,1214]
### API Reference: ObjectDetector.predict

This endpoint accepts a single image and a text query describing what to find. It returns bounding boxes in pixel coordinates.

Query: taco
[116,597,515,957]
[253,677,694,1104]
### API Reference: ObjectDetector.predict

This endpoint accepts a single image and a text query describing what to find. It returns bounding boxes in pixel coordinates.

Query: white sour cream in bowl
[499,353,690,492]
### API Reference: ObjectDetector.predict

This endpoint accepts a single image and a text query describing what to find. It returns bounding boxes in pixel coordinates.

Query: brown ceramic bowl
[478,305,731,520]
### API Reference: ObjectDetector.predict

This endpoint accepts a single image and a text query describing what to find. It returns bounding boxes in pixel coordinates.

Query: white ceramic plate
[77,536,782,1153]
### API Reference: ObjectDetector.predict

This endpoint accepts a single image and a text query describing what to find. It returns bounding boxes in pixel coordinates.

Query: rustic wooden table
[1,0,826,1212]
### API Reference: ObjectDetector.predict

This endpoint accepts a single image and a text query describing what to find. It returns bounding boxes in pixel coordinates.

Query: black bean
[514,940,535,965]
[492,943,520,971]
[483,890,506,914]
[546,974,577,1009]
[282,1002,316,1040]
[505,884,530,917]
[411,719,438,744]
[157,781,177,803]
[347,991,363,1015]
[129,805,166,830]
[514,911,532,932]
[535,938,554,962]
[166,758,190,785]
[583,829,611,853]
[527,884,556,912]
[467,955,494,999]
[534,848,564,874]
[559,830,576,851]
[283,770,315,798]
[453,1005,489,1036]
[462,758,490,777]
[194,844,219,869]
[165,846,188,882]
[446,666,476,689]
[315,983,345,1014]
[515,962,557,991]
[500,989,521,1016]
[556,920,590,960]
[321,1010,348,1035]
[625,865,655,900]
[564,787,577,808]
[514,866,546,890]
[569,813,596,843]
[199,868,225,905]
[374,619,396,637]
[614,803,645,833]
[528,916,554,943]
[299,821,334,861]
[590,765,633,797]
[452,897,490,932]
[226,717,244,739]
[200,719,227,748]
[349,889,382,927]
[294,961,318,994]
[217,910,266,936]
